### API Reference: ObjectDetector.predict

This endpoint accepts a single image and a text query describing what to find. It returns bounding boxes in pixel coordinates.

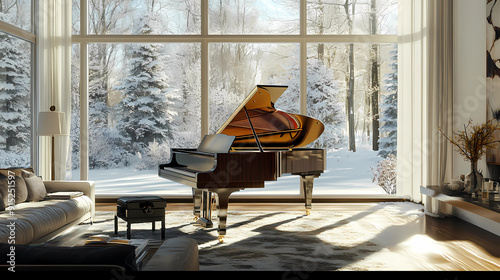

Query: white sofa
[0,180,95,245]
[0,170,199,271]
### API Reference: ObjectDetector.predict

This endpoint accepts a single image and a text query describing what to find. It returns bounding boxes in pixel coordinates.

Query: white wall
[453,0,488,178]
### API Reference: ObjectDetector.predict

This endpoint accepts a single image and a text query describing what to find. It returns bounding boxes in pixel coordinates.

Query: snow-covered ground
[71,145,386,196]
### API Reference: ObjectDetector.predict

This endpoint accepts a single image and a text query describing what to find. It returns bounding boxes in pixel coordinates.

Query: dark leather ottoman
[114,196,166,239]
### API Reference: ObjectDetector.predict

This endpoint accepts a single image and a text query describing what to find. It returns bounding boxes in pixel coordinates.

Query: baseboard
[95,194,406,204]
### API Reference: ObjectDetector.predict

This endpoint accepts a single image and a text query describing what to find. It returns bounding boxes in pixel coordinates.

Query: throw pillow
[0,176,8,208]
[22,170,47,202]
[0,169,28,204]
[0,176,17,207]
[13,176,28,204]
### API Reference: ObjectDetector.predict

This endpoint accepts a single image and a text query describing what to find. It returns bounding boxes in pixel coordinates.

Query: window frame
[0,1,37,170]
[73,0,398,199]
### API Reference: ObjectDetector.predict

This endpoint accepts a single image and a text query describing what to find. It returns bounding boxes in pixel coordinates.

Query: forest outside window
[71,0,398,196]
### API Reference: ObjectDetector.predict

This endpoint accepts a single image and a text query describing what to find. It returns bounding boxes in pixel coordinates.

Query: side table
[114,196,166,239]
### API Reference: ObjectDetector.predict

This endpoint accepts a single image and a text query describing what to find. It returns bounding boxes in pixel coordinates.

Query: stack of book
[45,191,84,199]
[84,234,131,246]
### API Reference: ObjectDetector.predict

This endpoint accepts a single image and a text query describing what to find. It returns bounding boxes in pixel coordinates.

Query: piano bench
[114,196,167,239]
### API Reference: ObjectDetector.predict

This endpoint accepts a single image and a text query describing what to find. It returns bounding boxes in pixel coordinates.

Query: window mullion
[80,0,89,180]
[201,0,209,138]
[0,21,36,42]
[71,34,398,44]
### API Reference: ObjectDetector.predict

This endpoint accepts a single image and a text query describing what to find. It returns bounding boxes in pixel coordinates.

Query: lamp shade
[38,111,64,136]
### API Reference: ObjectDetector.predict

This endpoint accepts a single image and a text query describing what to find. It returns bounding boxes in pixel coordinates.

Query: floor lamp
[38,108,64,180]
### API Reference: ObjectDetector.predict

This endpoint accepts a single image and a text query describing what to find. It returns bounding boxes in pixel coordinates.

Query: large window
[72,0,398,196]
[0,1,34,168]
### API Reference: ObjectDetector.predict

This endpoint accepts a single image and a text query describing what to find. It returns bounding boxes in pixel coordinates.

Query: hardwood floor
[96,202,500,270]
[422,215,500,270]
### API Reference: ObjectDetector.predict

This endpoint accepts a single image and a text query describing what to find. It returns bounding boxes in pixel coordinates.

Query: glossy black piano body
[158,85,326,240]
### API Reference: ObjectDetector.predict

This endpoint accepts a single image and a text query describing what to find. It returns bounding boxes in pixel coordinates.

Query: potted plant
[440,119,500,194]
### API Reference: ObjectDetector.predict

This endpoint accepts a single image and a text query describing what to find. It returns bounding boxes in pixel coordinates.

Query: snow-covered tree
[307,59,346,150]
[115,15,180,154]
[0,10,31,167]
[86,0,134,168]
[378,46,397,158]
[270,58,346,150]
[168,43,201,148]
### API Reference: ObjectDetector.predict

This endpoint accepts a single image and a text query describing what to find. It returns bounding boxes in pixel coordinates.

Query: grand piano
[159,85,325,242]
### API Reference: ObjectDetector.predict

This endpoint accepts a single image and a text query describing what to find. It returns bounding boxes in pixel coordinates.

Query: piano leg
[193,189,214,228]
[213,188,240,243]
[192,188,202,219]
[301,175,315,215]
[202,191,213,227]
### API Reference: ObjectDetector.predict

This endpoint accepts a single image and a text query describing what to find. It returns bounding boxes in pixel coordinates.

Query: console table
[421,185,500,236]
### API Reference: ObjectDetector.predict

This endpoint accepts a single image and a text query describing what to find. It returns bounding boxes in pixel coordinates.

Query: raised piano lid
[216,85,325,149]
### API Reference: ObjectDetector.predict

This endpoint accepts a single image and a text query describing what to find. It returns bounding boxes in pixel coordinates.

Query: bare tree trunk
[370,0,380,151]
[317,0,325,61]
[371,44,380,150]
[347,43,356,152]
[344,0,356,152]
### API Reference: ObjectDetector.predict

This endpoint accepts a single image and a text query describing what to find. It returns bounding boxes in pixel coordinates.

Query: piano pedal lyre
[211,194,217,211]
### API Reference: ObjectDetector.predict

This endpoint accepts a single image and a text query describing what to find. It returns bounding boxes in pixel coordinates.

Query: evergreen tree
[0,11,31,165]
[271,58,346,150]
[306,59,346,150]
[115,16,179,154]
[378,46,397,158]
[85,0,134,168]
[88,44,128,168]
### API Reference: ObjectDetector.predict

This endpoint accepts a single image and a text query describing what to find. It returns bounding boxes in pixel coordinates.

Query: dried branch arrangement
[440,119,500,162]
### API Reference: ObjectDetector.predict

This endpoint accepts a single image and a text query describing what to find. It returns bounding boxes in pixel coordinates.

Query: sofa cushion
[47,196,93,224]
[9,205,67,243]
[0,196,92,245]
[22,170,46,202]
[0,242,138,271]
[0,218,35,245]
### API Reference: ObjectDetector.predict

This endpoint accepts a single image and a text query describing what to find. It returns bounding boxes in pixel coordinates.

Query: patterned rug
[47,202,425,271]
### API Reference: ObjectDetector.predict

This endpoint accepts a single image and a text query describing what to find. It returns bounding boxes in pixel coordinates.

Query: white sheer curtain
[397,0,454,205]
[37,0,72,180]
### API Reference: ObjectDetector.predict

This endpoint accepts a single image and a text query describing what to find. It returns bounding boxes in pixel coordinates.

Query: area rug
[47,202,425,271]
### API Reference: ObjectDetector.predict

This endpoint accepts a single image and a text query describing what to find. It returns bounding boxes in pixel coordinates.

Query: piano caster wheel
[306,210,311,216]
[218,236,224,243]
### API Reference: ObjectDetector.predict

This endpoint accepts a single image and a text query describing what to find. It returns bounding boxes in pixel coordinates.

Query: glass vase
[464,162,483,194]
